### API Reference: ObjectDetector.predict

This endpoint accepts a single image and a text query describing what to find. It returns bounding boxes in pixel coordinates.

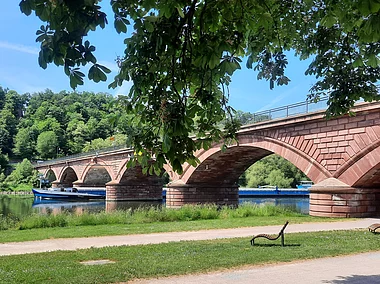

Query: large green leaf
[114,17,128,34]
[19,0,32,15]
[320,15,337,28]
[162,134,171,153]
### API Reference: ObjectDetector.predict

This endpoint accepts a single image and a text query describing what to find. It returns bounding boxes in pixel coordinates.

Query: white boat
[32,187,105,200]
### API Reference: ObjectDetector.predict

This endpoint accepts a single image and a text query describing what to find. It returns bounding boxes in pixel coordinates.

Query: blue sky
[1,1,317,113]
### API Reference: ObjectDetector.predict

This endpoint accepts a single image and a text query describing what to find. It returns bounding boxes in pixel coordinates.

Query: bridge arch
[82,166,112,187]
[336,141,380,187]
[114,159,133,183]
[167,136,333,208]
[79,158,114,187]
[180,136,331,186]
[183,145,271,185]
[167,136,332,208]
[43,168,58,182]
[105,159,164,202]
[56,166,79,188]
[115,159,169,185]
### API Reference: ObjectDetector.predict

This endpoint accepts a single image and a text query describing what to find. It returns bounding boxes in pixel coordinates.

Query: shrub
[0,214,19,230]
[4,159,38,187]
[19,213,68,230]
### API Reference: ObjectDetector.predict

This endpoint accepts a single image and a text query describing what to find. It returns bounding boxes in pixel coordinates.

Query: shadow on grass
[324,274,380,283]
[250,243,301,247]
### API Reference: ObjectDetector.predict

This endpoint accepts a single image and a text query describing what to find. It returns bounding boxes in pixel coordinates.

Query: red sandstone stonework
[166,183,239,208]
[106,184,162,201]
[309,189,380,218]
[236,103,380,187]
[34,102,380,217]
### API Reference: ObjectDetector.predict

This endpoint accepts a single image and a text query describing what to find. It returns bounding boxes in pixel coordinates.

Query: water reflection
[32,199,163,214]
[0,195,34,218]
[32,199,106,214]
[32,197,308,215]
[240,197,309,214]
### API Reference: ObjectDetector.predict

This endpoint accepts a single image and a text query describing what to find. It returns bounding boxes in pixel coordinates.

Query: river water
[0,194,309,218]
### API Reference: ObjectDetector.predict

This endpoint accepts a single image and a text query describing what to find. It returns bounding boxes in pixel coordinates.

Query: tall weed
[15,203,303,230]
[0,214,19,230]
[19,213,68,229]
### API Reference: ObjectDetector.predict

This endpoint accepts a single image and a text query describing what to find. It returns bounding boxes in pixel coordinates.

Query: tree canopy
[240,154,309,188]
[19,0,380,173]
[0,88,129,160]
[4,158,37,186]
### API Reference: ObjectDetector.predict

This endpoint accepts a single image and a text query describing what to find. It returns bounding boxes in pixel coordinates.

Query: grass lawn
[0,230,379,284]
[1,215,349,243]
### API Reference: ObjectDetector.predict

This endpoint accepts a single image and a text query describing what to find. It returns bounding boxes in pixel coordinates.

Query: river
[0,194,309,218]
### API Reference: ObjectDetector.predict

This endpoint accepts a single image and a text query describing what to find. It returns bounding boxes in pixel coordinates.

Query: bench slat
[368,223,380,233]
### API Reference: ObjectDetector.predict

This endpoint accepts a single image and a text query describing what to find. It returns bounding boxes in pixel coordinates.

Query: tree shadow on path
[324,274,380,284]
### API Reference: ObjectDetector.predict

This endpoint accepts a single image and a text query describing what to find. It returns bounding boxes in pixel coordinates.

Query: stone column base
[105,200,162,211]
[105,181,163,201]
[310,183,380,218]
[72,181,84,188]
[51,181,68,188]
[165,182,239,208]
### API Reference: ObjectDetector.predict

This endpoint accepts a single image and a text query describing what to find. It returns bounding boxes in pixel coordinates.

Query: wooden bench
[368,223,380,233]
[250,221,289,247]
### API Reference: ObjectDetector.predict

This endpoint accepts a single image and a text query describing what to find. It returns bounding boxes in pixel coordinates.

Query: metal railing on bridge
[34,145,131,167]
[241,96,329,126]
[34,96,329,167]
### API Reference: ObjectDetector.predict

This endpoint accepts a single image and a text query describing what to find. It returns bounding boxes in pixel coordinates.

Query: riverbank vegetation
[1,230,378,284]
[2,203,303,231]
[0,159,38,191]
[18,203,305,230]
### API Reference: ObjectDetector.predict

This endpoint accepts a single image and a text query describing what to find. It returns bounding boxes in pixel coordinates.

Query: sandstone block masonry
[34,102,380,217]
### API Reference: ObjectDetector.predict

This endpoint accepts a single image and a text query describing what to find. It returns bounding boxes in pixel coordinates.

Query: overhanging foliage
[19,0,380,173]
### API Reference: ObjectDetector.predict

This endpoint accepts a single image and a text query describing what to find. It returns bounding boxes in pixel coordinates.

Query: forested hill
[0,87,128,163]
[0,87,308,189]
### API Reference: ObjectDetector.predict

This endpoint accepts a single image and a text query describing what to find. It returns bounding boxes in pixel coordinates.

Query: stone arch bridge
[34,102,380,217]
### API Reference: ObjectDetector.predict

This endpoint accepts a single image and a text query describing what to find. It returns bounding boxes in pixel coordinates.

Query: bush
[0,182,11,191]
[5,159,38,185]
[19,213,68,230]
[0,214,19,230]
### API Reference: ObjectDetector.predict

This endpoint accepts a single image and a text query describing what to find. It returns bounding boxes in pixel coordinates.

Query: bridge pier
[309,178,380,217]
[165,182,239,208]
[105,181,163,202]
[50,181,71,188]
[71,181,86,189]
